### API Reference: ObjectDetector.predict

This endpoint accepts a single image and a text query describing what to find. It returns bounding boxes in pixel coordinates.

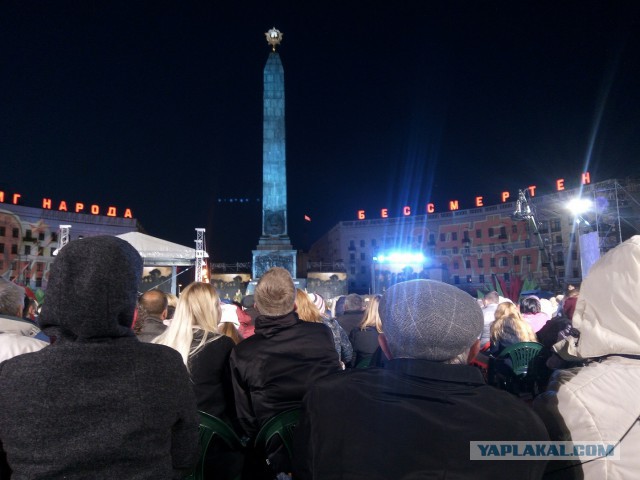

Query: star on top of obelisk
[265,27,283,52]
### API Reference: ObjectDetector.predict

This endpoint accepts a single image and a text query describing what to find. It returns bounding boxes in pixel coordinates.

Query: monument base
[252,248,297,279]
[256,235,293,248]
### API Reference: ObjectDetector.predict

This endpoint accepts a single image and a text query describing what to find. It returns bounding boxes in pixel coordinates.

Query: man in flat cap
[293,279,549,479]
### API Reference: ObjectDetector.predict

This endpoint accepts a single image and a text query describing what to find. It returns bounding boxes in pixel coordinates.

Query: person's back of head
[295,289,323,323]
[334,295,346,317]
[520,296,541,315]
[0,278,25,318]
[344,293,364,312]
[484,291,499,306]
[566,283,580,297]
[359,294,383,333]
[241,294,255,310]
[165,293,178,319]
[254,267,295,317]
[154,281,221,366]
[39,236,142,340]
[494,301,522,322]
[23,297,37,319]
[308,292,327,318]
[379,279,483,362]
[139,289,168,318]
[491,313,537,344]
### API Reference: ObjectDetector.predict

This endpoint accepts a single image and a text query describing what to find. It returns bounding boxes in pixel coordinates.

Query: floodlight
[566,198,593,216]
[373,251,425,265]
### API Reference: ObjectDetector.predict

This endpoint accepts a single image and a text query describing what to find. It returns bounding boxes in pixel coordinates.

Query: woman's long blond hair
[490,301,537,344]
[359,295,383,333]
[295,288,323,323]
[153,282,222,370]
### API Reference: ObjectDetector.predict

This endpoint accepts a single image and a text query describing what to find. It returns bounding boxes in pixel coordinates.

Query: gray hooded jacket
[0,236,199,479]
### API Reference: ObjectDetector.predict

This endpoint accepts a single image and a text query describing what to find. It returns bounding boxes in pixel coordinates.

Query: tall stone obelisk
[252,27,297,279]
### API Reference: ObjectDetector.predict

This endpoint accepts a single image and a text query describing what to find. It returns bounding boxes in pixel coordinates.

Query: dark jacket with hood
[230,311,340,438]
[0,236,199,480]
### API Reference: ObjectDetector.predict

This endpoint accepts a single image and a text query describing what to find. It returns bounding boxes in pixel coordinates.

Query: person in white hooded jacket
[533,235,640,479]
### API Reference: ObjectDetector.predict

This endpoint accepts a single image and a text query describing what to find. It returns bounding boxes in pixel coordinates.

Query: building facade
[0,203,138,290]
[309,178,640,295]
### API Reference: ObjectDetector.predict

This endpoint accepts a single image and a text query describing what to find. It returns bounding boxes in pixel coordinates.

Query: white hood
[573,235,640,358]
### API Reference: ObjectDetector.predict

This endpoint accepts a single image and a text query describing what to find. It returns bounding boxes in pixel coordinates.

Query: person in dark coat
[154,281,240,480]
[135,288,169,342]
[230,267,340,478]
[348,294,382,368]
[335,293,365,337]
[0,236,199,480]
[293,279,549,479]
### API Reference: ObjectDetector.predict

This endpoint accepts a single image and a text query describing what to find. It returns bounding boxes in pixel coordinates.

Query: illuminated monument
[252,27,297,279]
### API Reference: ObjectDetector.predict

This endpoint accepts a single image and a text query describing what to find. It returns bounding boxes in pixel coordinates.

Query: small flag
[304,215,311,222]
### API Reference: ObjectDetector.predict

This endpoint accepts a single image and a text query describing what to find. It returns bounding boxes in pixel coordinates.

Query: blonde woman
[489,301,538,356]
[349,295,382,367]
[153,282,236,422]
[297,289,354,368]
[295,288,324,323]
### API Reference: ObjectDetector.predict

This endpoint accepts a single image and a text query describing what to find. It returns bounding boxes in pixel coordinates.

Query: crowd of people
[1,234,640,479]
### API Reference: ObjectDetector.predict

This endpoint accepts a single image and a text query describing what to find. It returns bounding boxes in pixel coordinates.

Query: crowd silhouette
[2,235,640,479]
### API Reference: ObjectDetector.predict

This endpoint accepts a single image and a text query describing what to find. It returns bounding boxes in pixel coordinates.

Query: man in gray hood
[0,236,199,479]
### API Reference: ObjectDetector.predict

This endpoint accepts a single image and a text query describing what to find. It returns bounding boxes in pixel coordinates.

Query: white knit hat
[308,292,326,314]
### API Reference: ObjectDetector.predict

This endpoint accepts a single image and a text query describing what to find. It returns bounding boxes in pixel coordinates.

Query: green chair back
[355,356,372,369]
[254,408,301,461]
[498,341,544,376]
[184,411,246,480]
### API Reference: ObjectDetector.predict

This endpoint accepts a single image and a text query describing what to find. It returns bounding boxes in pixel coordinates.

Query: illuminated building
[0,200,138,289]
[309,178,640,294]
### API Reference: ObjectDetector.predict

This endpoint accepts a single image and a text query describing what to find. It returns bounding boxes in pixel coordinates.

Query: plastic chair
[254,408,301,464]
[494,342,544,396]
[498,341,544,376]
[355,356,372,369]
[184,411,246,480]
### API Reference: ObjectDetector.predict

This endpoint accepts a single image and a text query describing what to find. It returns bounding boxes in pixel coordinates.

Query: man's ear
[466,339,481,364]
[161,308,168,320]
[378,333,393,360]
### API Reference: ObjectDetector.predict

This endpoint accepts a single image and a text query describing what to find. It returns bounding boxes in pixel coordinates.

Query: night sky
[2,1,639,263]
